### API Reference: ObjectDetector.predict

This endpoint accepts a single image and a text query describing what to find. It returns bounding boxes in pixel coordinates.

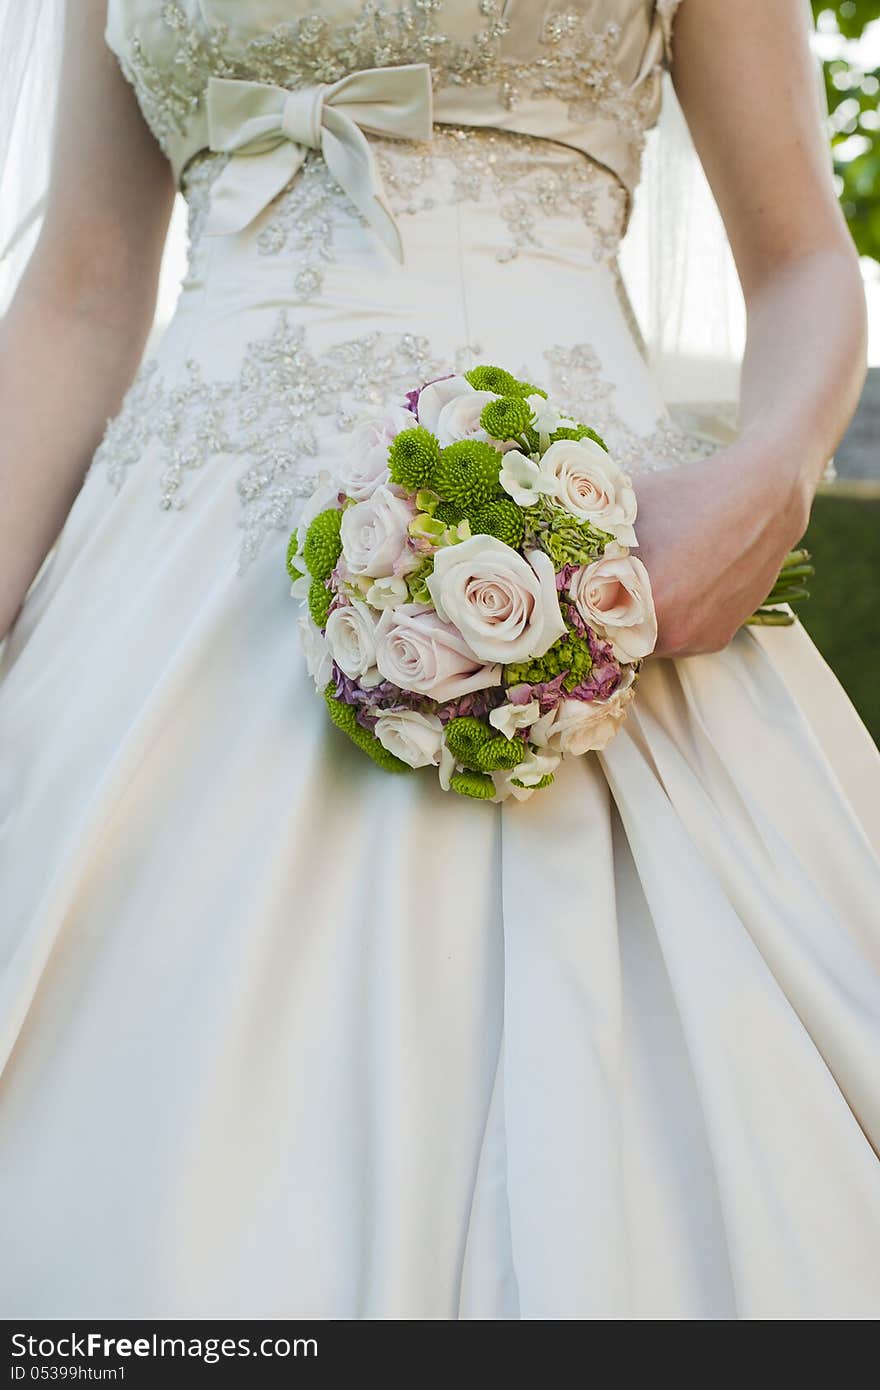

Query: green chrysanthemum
[467,498,526,549]
[308,575,333,629]
[444,716,526,772]
[286,527,304,582]
[518,380,547,399]
[434,440,502,509]
[387,426,440,491]
[302,507,343,581]
[324,684,412,773]
[512,772,555,790]
[505,620,593,692]
[523,496,614,569]
[549,423,607,450]
[480,395,532,441]
[464,365,523,396]
[449,770,497,800]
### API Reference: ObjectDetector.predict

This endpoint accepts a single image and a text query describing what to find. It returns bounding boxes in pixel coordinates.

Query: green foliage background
[813,2,880,263]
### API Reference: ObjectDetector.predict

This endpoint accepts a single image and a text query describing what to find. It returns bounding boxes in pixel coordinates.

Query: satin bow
[203,64,433,262]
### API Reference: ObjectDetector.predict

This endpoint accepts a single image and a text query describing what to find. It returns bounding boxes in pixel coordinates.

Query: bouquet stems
[745,548,814,626]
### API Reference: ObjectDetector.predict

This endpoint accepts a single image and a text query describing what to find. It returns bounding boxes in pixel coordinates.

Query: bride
[1,0,879,1320]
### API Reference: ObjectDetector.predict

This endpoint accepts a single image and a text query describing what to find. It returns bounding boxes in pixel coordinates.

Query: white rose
[541,437,638,545]
[434,389,500,447]
[339,406,416,500]
[373,709,445,769]
[569,549,657,662]
[340,485,414,577]
[297,614,334,692]
[364,575,409,610]
[375,603,502,702]
[530,670,637,755]
[324,599,380,681]
[498,450,555,507]
[488,698,540,740]
[416,376,473,434]
[426,534,566,664]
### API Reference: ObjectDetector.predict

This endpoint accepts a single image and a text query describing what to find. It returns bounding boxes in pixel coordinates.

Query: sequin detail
[116,2,663,163]
[180,128,628,302]
[96,314,449,568]
[94,312,706,569]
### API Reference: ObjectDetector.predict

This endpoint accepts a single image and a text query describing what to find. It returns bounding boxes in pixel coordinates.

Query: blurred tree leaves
[812,2,880,264]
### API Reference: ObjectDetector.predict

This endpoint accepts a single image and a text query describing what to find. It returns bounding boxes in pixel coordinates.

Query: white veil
[0,0,66,312]
[620,71,746,447]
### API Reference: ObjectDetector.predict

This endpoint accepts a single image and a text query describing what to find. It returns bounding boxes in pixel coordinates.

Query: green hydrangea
[406,556,435,604]
[323,684,412,773]
[434,440,502,509]
[286,527,304,582]
[302,508,343,581]
[523,496,614,569]
[308,575,333,629]
[449,770,497,800]
[444,716,526,772]
[480,395,532,441]
[505,620,593,692]
[467,498,526,549]
[433,499,465,527]
[387,427,440,490]
[549,423,607,450]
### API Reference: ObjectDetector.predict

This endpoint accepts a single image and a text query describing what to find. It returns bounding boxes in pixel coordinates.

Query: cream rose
[324,599,380,682]
[569,549,657,662]
[530,670,637,755]
[339,406,416,500]
[340,485,414,577]
[373,709,445,769]
[375,603,502,702]
[541,437,638,545]
[426,535,566,664]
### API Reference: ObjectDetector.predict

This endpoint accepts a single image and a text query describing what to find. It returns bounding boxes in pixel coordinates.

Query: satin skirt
[1,141,879,1319]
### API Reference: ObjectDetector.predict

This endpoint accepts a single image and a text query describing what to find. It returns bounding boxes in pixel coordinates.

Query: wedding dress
[1,0,880,1321]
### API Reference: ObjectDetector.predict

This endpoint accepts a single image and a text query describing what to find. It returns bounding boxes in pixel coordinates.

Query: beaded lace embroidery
[117,2,663,164]
[179,128,628,299]
[95,311,708,569]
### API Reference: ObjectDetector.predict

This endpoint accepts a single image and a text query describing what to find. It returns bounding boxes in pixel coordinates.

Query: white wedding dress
[1,0,880,1321]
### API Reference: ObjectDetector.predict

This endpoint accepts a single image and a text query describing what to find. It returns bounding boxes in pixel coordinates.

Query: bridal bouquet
[286,364,657,801]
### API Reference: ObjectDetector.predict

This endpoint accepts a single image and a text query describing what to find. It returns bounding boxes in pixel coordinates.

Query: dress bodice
[105,1,679,208]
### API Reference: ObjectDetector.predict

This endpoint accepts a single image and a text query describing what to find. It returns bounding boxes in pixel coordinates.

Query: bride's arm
[633,0,867,657]
[0,0,174,640]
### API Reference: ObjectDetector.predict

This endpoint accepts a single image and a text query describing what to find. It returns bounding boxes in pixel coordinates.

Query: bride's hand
[631,445,812,658]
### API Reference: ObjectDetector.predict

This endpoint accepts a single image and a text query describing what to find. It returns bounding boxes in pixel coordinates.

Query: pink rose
[375,604,502,702]
[426,535,566,664]
[339,406,416,501]
[569,548,657,662]
[339,485,414,578]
